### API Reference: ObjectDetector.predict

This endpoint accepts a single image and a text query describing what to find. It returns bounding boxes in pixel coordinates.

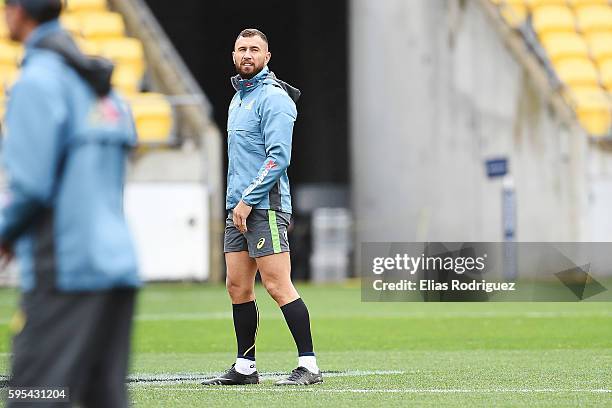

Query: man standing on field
[202,28,322,386]
[1,0,140,406]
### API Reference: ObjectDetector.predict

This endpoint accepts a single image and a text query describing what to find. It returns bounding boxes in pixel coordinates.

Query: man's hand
[233,200,253,234]
[0,243,14,271]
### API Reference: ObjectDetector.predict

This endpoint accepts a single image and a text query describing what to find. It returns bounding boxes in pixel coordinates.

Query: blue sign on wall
[485,158,508,178]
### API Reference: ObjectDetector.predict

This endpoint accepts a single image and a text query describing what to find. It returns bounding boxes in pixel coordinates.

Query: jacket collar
[22,19,62,65]
[231,65,269,93]
[25,19,62,49]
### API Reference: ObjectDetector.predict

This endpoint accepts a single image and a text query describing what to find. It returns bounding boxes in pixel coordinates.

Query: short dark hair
[236,28,268,45]
[5,0,62,23]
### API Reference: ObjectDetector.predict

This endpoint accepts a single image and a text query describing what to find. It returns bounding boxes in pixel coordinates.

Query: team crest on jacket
[88,97,120,126]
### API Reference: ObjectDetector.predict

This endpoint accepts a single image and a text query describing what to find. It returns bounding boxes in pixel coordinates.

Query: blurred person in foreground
[201,28,322,387]
[0,0,140,406]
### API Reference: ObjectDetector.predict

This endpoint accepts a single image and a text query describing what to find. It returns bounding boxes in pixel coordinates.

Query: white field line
[135,387,612,394]
[127,371,612,394]
[0,370,405,384]
[128,370,404,384]
[133,310,612,322]
[3,368,610,394]
[1,310,612,325]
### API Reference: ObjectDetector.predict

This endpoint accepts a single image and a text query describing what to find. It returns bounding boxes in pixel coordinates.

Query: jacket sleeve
[0,76,67,245]
[240,91,296,206]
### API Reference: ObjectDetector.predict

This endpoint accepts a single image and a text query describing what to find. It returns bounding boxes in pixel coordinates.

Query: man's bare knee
[262,279,280,299]
[257,252,299,305]
[263,278,295,304]
[226,278,254,303]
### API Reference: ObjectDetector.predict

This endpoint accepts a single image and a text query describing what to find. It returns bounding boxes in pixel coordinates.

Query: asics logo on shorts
[257,238,266,249]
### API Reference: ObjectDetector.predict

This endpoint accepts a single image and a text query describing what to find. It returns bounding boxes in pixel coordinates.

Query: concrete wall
[350,0,594,243]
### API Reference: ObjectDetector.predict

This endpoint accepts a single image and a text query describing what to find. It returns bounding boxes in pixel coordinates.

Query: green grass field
[1,283,611,407]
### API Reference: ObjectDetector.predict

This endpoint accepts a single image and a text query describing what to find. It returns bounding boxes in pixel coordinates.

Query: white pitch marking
[3,311,608,325]
[128,371,612,395]
[130,310,612,322]
[128,370,405,384]
[141,387,612,394]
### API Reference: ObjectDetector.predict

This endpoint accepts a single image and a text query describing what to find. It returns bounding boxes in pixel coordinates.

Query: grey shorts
[224,209,291,258]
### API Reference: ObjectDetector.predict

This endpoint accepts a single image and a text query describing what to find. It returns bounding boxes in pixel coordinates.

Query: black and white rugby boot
[275,366,323,386]
[201,364,259,385]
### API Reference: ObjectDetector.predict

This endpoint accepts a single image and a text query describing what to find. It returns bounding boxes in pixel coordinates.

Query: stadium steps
[0,0,225,282]
[0,0,188,146]
[487,0,612,137]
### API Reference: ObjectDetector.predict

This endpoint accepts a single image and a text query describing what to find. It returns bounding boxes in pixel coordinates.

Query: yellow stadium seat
[586,33,612,62]
[569,89,612,135]
[575,5,612,34]
[79,12,125,39]
[554,57,600,86]
[0,18,8,39]
[0,65,19,93]
[0,41,23,65]
[97,37,145,77]
[75,38,99,56]
[568,0,611,7]
[600,59,612,90]
[112,63,142,94]
[563,84,604,100]
[500,2,528,27]
[526,0,569,10]
[64,0,107,13]
[127,93,173,143]
[541,32,589,62]
[60,13,83,36]
[532,5,577,35]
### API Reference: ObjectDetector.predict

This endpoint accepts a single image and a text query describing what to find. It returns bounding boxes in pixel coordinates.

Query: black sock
[232,300,258,360]
[280,298,315,356]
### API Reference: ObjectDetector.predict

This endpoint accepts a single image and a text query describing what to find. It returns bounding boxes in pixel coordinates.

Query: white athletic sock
[298,355,319,374]
[235,357,256,375]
